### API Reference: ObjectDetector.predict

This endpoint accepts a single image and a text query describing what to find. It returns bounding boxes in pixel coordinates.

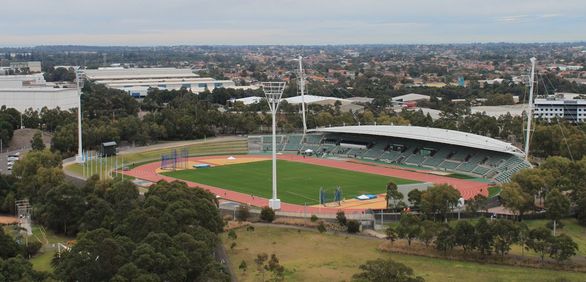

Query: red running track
[121,155,490,214]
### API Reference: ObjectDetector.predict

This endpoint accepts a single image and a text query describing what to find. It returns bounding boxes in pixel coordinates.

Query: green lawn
[65,138,248,179]
[164,159,419,205]
[488,186,502,198]
[28,225,73,272]
[223,226,585,282]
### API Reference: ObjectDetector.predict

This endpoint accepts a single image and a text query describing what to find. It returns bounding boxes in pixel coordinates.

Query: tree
[420,184,460,221]
[500,182,533,220]
[526,227,554,263]
[336,210,347,226]
[454,221,476,253]
[260,206,276,223]
[418,220,438,247]
[474,217,494,257]
[435,224,456,255]
[544,189,570,235]
[407,189,422,210]
[397,214,421,246]
[491,219,520,257]
[386,226,398,245]
[0,228,21,259]
[386,182,404,210]
[30,131,45,151]
[347,220,360,234]
[549,234,578,263]
[352,258,424,282]
[254,253,268,281]
[465,194,488,213]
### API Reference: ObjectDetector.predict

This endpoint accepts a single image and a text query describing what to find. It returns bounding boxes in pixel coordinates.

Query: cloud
[0,0,585,45]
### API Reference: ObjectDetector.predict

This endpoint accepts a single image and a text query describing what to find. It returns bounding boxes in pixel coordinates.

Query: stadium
[122,125,531,214]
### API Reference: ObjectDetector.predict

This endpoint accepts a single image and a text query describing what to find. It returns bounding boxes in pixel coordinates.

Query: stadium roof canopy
[309,125,525,157]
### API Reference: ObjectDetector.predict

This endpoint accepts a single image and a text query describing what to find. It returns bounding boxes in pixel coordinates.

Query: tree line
[2,82,586,161]
[0,149,230,281]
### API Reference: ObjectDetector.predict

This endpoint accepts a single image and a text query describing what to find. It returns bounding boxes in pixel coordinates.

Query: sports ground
[122,154,491,213]
[162,159,418,205]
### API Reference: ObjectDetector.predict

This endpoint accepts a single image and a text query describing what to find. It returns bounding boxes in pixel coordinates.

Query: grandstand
[249,125,531,183]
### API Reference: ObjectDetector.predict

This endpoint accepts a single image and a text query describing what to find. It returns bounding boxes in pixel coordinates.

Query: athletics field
[162,159,419,205]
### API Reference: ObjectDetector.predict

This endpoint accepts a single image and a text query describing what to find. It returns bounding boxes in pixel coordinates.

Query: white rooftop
[284,95,351,105]
[309,125,525,157]
[392,93,430,102]
[232,95,352,106]
[471,104,527,117]
[84,68,198,81]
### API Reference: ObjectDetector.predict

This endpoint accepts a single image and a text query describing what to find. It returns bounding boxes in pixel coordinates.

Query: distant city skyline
[1,0,585,46]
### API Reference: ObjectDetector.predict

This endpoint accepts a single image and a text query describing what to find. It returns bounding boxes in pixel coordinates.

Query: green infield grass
[163,159,419,205]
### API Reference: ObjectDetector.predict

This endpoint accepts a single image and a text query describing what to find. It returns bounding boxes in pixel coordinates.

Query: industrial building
[83,67,254,97]
[0,88,78,112]
[0,73,78,111]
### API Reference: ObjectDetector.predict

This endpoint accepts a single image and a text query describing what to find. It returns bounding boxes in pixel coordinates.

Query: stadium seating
[249,132,531,183]
[283,135,303,151]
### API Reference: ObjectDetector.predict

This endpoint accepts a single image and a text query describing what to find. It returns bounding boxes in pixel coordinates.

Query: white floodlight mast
[75,70,84,164]
[524,57,537,160]
[298,56,308,135]
[262,82,286,210]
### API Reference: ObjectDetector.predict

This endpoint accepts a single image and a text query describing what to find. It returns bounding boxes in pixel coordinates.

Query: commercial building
[83,67,253,97]
[8,61,42,73]
[534,97,586,123]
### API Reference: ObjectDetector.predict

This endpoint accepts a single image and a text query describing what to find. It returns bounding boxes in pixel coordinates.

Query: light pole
[524,57,537,160]
[261,81,286,210]
[75,70,85,164]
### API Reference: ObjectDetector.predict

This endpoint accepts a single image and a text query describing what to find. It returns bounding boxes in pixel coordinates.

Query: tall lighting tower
[297,56,308,135]
[524,57,537,160]
[75,70,85,164]
[261,81,286,210]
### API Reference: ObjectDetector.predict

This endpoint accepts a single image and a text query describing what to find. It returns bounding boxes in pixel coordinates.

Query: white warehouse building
[0,73,79,112]
[0,88,78,112]
[83,67,254,97]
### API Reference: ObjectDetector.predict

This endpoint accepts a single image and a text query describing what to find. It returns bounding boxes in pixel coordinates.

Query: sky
[1,0,585,46]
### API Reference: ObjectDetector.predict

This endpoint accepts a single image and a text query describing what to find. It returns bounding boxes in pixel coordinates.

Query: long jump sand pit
[201,156,269,166]
[0,215,18,225]
[314,195,387,210]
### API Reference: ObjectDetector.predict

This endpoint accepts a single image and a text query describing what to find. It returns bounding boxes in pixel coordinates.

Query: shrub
[239,260,247,272]
[336,210,347,226]
[23,241,43,258]
[310,215,318,222]
[236,205,250,222]
[260,206,276,222]
[317,222,326,233]
[228,230,237,240]
[246,225,255,232]
[230,242,237,250]
[347,220,360,234]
